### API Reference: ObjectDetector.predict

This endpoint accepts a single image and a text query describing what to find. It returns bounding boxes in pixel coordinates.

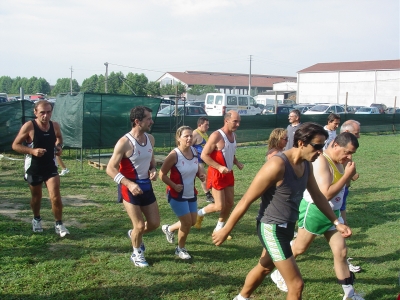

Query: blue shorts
[257,221,295,262]
[118,179,156,206]
[169,197,197,217]
[340,186,349,211]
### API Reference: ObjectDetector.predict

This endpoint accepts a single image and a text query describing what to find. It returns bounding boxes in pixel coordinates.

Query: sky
[1,0,399,85]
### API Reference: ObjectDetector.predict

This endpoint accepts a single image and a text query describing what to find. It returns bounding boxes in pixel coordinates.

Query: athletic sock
[198,208,206,216]
[342,284,355,298]
[55,220,63,225]
[215,221,225,231]
[236,294,249,300]
[133,247,141,255]
[205,191,212,196]
[34,216,41,221]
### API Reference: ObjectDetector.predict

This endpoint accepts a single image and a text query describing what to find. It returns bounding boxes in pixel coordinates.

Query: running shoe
[130,251,149,267]
[347,257,361,273]
[206,192,214,203]
[343,293,365,300]
[59,168,70,176]
[55,223,70,237]
[194,215,204,229]
[32,218,43,232]
[162,225,175,243]
[270,269,288,292]
[175,247,191,259]
[127,229,145,252]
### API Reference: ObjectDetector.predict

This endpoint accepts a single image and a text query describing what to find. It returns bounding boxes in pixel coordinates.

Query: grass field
[0,134,399,300]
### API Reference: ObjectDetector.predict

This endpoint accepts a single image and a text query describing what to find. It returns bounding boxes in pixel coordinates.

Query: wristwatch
[333,220,340,226]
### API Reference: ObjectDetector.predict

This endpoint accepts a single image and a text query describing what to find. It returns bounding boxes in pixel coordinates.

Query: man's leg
[218,186,234,222]
[29,184,43,217]
[45,175,63,221]
[325,230,350,280]
[291,228,317,258]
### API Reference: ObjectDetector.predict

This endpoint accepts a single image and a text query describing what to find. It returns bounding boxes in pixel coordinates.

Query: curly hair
[267,128,287,151]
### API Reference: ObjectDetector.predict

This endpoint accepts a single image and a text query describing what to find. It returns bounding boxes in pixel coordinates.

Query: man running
[192,117,214,203]
[194,111,244,233]
[270,132,364,300]
[12,100,70,237]
[106,106,159,267]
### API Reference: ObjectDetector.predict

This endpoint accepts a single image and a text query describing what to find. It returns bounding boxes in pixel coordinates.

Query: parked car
[293,104,313,114]
[187,101,205,109]
[387,107,400,114]
[355,107,380,114]
[303,104,346,114]
[263,105,294,115]
[156,105,207,117]
[370,103,387,114]
[344,105,363,114]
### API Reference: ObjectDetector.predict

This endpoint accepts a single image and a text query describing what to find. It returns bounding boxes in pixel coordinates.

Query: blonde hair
[175,126,192,146]
[267,128,287,150]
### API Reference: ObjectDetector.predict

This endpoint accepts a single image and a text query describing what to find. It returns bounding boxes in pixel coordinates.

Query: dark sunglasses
[309,143,325,150]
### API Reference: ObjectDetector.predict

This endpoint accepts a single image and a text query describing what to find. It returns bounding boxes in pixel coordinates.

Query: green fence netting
[1,95,399,153]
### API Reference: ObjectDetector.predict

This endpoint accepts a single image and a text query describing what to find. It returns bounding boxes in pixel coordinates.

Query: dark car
[370,103,387,114]
[156,105,207,117]
[263,105,294,115]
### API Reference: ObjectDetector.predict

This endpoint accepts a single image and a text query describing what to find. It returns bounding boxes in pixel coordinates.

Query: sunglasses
[309,143,325,150]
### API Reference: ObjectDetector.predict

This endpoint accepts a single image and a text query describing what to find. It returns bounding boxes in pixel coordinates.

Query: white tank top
[218,129,236,171]
[172,147,198,199]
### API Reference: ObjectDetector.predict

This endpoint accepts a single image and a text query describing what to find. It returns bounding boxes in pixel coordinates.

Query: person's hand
[174,184,183,192]
[149,168,157,181]
[128,182,143,196]
[344,161,356,178]
[352,173,359,181]
[236,161,244,170]
[218,166,229,174]
[54,145,62,156]
[198,173,206,182]
[336,223,352,238]
[212,228,230,246]
[33,148,47,157]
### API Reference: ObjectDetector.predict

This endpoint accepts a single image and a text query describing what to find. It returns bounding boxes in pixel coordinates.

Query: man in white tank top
[194,110,244,234]
[106,106,159,268]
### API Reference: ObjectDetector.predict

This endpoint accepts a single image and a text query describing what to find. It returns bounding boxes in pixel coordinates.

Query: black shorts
[25,166,59,186]
[118,184,156,206]
[257,221,295,262]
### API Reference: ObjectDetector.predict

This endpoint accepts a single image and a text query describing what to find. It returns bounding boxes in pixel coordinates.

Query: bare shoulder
[147,133,155,145]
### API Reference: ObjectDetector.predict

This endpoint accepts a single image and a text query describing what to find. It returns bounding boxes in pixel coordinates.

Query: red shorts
[206,167,234,190]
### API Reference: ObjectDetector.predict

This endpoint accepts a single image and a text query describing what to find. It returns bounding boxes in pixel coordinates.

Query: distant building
[157,71,296,99]
[297,59,400,107]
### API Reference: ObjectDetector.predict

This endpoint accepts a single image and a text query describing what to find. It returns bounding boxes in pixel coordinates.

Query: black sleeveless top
[25,120,57,174]
[257,152,309,224]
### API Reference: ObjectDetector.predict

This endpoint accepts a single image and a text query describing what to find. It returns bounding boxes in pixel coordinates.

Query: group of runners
[12,101,364,300]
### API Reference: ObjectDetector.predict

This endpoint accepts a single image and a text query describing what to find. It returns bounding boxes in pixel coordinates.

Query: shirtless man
[192,117,214,203]
[194,111,244,233]
[12,100,69,237]
[106,106,159,267]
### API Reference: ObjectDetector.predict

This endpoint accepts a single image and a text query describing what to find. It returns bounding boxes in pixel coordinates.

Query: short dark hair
[290,109,301,119]
[327,113,340,123]
[331,132,359,149]
[197,117,209,127]
[293,122,328,148]
[130,106,152,127]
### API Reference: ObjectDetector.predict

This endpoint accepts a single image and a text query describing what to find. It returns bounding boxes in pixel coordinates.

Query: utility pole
[104,62,109,93]
[69,66,73,94]
[248,55,252,96]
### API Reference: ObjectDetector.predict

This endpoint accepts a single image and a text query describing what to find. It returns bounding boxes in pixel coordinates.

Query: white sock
[198,208,206,216]
[215,221,225,231]
[342,284,354,298]
[133,247,141,254]
[235,294,249,300]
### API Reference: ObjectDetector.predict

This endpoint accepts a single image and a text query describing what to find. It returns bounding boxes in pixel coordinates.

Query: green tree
[146,81,161,96]
[81,74,100,93]
[106,71,124,94]
[26,77,39,94]
[187,85,217,95]
[119,73,148,96]
[160,82,186,96]
[0,76,13,93]
[33,78,51,95]
[52,78,80,96]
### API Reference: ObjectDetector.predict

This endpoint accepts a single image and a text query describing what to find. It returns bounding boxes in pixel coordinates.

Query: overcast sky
[1,0,399,85]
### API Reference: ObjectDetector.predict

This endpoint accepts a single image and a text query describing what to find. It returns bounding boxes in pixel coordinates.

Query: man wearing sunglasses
[270,132,364,300]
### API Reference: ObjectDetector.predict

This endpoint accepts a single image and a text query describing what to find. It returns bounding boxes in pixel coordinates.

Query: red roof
[298,59,400,73]
[162,71,296,88]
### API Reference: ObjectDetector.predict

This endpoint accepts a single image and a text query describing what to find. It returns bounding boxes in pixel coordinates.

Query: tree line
[0,73,217,97]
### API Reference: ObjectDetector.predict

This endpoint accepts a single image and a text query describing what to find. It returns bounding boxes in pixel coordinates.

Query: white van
[205,93,262,116]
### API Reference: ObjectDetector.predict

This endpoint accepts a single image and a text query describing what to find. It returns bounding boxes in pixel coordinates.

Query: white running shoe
[162,225,175,243]
[127,230,146,252]
[175,247,191,259]
[270,269,288,292]
[32,218,43,232]
[343,292,365,300]
[130,251,149,267]
[347,257,362,273]
[55,224,70,237]
[59,168,70,176]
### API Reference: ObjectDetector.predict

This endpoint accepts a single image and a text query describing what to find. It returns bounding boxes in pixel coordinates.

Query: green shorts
[298,199,340,235]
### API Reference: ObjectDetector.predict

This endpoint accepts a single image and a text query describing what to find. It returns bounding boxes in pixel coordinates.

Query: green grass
[0,134,399,299]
